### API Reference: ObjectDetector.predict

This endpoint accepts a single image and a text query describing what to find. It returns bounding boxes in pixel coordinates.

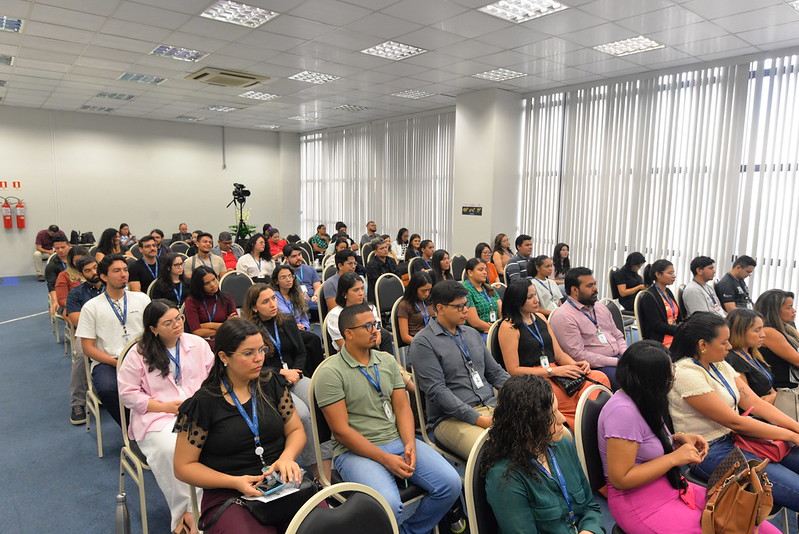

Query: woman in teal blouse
[484,374,605,534]
[463,258,502,342]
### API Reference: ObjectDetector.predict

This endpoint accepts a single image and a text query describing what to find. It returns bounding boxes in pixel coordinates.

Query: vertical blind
[521,54,798,299]
[300,111,455,250]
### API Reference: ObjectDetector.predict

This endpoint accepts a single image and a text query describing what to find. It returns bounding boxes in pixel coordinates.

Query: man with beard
[128,235,160,293]
[550,266,627,388]
[184,232,225,278]
[284,244,321,313]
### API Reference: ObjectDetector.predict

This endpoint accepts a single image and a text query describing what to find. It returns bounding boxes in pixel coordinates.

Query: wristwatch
[546,366,553,376]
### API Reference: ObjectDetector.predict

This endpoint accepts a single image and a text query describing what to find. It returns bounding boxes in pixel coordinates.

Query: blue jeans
[92,363,122,427]
[334,438,461,534]
[691,434,799,511]
[596,365,618,389]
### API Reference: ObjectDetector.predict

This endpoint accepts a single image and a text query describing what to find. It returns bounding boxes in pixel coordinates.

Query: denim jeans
[690,434,799,511]
[334,438,462,534]
[92,363,122,427]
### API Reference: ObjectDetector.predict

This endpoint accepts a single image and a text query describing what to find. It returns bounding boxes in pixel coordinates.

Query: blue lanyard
[250,253,261,271]
[202,295,218,322]
[694,359,737,403]
[144,259,158,279]
[105,292,128,329]
[358,364,385,399]
[422,258,431,269]
[444,326,473,366]
[157,246,163,258]
[656,286,678,318]
[567,298,598,327]
[167,341,181,385]
[221,378,266,467]
[265,321,283,362]
[533,447,577,532]
[413,250,421,258]
[275,291,295,316]
[295,266,304,285]
[198,255,211,268]
[535,277,555,299]
[523,319,546,355]
[415,302,430,325]
[467,280,495,308]
[738,350,773,386]
[59,259,67,270]
[173,283,183,303]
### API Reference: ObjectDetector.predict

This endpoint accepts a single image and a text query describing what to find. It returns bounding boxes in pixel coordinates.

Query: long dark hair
[755,289,799,348]
[622,252,646,272]
[527,254,550,278]
[154,253,182,294]
[493,233,510,255]
[474,242,491,262]
[65,246,89,281]
[464,257,496,297]
[482,375,555,479]
[245,233,272,261]
[335,272,363,308]
[136,300,179,378]
[403,271,433,306]
[189,266,223,301]
[670,312,728,363]
[617,340,687,492]
[644,259,672,287]
[270,264,308,316]
[97,228,120,255]
[396,227,409,245]
[501,279,533,328]
[431,249,452,281]
[405,234,422,260]
[552,243,570,277]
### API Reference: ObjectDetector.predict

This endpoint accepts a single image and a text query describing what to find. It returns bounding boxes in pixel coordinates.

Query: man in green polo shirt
[314,304,461,534]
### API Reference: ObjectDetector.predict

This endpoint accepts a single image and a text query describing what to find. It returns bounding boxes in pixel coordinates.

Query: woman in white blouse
[236,233,275,283]
[526,255,561,316]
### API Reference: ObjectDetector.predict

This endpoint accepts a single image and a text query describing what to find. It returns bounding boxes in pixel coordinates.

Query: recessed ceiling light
[288,114,318,121]
[472,68,527,81]
[239,90,280,101]
[255,124,280,129]
[0,54,14,66]
[151,44,210,62]
[201,0,279,28]
[361,41,427,61]
[81,105,114,112]
[594,35,664,56]
[392,89,435,99]
[119,72,166,85]
[176,115,206,121]
[97,92,135,101]
[479,0,567,23]
[334,104,369,112]
[289,71,339,84]
[0,16,23,33]
[204,105,241,112]
[789,0,799,12]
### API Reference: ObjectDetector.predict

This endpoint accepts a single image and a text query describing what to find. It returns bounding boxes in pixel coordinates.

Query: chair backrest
[464,429,497,534]
[633,290,647,339]
[318,289,330,324]
[125,257,138,272]
[145,280,156,298]
[116,337,143,448]
[375,273,404,320]
[360,243,373,266]
[322,265,337,282]
[406,256,420,275]
[320,314,336,359]
[129,243,142,259]
[297,241,314,264]
[286,233,301,244]
[232,243,245,257]
[600,298,625,334]
[170,241,189,254]
[486,319,504,367]
[219,271,254,308]
[607,266,620,300]
[88,245,98,257]
[676,283,687,313]
[366,251,375,266]
[389,299,408,364]
[451,254,468,282]
[308,357,336,486]
[286,482,399,534]
[493,283,506,300]
[321,253,332,269]
[573,384,613,492]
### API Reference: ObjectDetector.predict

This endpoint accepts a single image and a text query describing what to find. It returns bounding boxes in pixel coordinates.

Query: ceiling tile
[312,29,381,50]
[521,8,605,34]
[343,12,421,40]
[111,3,193,30]
[264,15,337,41]
[513,37,582,58]
[24,21,95,44]
[476,25,548,49]
[738,23,799,46]
[396,27,465,50]
[711,4,799,34]
[682,0,785,20]
[177,16,255,41]
[100,18,174,43]
[616,5,705,35]
[673,35,751,57]
[432,11,513,39]
[287,0,372,27]
[578,0,673,20]
[29,4,107,31]
[436,39,504,60]
[90,33,156,54]
[559,22,637,47]
[239,30,306,51]
[382,0,469,25]
[649,21,730,46]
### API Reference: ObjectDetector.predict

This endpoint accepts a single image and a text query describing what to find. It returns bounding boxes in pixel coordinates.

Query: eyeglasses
[231,346,268,358]
[347,321,379,333]
[159,314,185,328]
[278,274,295,281]
[172,262,184,267]
[445,303,470,312]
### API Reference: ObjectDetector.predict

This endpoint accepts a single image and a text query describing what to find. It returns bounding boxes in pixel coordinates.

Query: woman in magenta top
[118,300,215,534]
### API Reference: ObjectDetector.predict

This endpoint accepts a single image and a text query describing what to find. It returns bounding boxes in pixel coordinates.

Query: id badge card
[282,362,289,370]
[539,356,550,368]
[597,330,608,344]
[383,399,395,421]
[489,310,497,322]
[300,284,308,294]
[470,368,484,389]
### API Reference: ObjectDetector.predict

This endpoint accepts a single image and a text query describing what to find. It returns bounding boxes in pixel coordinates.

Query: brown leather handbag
[701,448,773,534]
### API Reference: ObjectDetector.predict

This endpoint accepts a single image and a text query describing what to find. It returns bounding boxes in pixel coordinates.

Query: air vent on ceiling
[186,67,269,88]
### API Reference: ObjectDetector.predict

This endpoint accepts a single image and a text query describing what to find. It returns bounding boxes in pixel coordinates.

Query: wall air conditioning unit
[186,68,269,88]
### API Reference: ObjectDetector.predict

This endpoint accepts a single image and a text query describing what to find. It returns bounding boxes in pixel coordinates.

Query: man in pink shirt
[549,266,626,388]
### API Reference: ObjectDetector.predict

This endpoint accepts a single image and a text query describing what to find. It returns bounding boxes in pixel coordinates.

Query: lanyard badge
[358,364,394,421]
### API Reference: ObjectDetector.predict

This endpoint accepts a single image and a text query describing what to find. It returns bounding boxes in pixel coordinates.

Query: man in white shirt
[184,232,227,279]
[682,256,726,318]
[76,254,150,426]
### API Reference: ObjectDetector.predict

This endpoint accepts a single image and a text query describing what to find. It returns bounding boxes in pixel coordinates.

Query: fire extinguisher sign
[12,181,21,188]
[0,181,7,189]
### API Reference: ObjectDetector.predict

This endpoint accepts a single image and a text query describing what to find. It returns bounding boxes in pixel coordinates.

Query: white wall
[0,106,300,277]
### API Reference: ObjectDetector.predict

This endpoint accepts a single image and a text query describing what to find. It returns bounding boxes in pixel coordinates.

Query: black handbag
[199,475,319,530]
[551,373,603,396]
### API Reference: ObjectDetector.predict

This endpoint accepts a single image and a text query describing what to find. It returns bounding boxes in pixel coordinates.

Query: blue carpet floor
[0,276,794,533]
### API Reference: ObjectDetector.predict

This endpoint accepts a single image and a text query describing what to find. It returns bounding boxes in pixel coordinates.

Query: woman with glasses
[150,253,189,306]
[237,233,275,284]
[118,300,214,534]
[184,266,238,351]
[271,265,310,331]
[174,318,306,533]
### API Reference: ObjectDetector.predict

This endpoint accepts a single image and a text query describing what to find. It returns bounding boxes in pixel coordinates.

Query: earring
[223,362,228,367]
[700,348,706,354]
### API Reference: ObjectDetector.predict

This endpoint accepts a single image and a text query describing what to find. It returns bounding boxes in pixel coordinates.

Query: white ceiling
[1,0,798,132]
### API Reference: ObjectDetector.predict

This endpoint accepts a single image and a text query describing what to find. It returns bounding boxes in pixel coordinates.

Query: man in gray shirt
[360,220,378,247]
[682,256,726,318]
[410,280,509,460]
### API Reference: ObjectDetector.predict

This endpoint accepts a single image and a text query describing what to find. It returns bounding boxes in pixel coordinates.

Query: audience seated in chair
[45,235,72,314]
[267,228,288,262]
[638,260,684,348]
[360,220,379,247]
[118,301,212,534]
[716,255,757,312]
[76,254,151,427]
[755,289,799,390]
[55,246,88,312]
[527,255,562,317]
[128,235,160,293]
[462,258,502,341]
[725,308,776,404]
[95,227,133,264]
[34,224,68,281]
[324,238,350,269]
[409,240,434,276]
[321,250,358,313]
[309,224,331,259]
[366,238,398,303]
[504,234,533,285]
[148,229,169,258]
[550,267,626,388]
[404,234,422,262]
[149,253,190,306]
[483,374,605,534]
[313,304,462,532]
[393,228,410,261]
[284,245,322,315]
[474,242,500,285]
[682,256,726,318]
[491,233,512,283]
[429,249,453,286]
[183,266,237,351]
[410,280,509,460]
[499,279,610,428]
[170,222,191,245]
[211,231,242,272]
[236,233,275,284]
[611,252,646,313]
[184,232,226,279]
[271,264,311,331]
[552,243,571,287]
[396,272,435,346]
[118,223,137,251]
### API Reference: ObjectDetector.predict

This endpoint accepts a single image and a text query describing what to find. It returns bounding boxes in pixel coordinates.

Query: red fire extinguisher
[15,199,25,229]
[1,198,11,229]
